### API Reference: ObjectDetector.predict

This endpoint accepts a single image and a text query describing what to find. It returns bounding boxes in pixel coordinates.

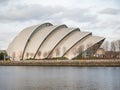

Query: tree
[18,51,22,60]
[0,53,4,60]
[86,43,92,56]
[111,41,116,52]
[48,51,53,58]
[43,52,48,58]
[72,45,84,59]
[110,41,118,58]
[78,45,84,54]
[30,53,34,58]
[117,40,120,51]
[78,45,84,58]
[55,48,60,57]
[117,40,120,58]
[26,52,29,59]
[102,41,109,51]
[37,51,41,58]
[72,48,77,56]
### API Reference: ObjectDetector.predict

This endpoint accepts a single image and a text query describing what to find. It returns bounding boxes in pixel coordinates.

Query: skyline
[0,0,120,49]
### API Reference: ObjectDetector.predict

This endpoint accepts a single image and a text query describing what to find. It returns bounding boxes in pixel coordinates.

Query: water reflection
[0,66,120,90]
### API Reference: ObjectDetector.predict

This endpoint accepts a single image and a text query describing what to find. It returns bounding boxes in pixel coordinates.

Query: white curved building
[7,23,105,60]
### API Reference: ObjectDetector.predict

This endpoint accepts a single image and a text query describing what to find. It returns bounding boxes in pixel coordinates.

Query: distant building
[95,48,105,57]
[7,23,105,60]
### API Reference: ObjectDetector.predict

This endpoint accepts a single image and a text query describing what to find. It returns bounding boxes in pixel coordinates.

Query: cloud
[0,0,120,49]
[0,4,97,24]
[0,5,56,22]
[56,8,98,23]
[100,8,120,15]
[0,0,9,3]
[0,0,10,5]
[0,32,17,49]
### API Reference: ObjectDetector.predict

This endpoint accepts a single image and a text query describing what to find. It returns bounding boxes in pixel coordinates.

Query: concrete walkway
[0,59,120,66]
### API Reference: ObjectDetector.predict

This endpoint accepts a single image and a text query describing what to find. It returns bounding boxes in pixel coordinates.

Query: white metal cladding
[7,37,16,57]
[23,25,59,59]
[22,23,53,59]
[51,31,91,58]
[35,28,80,59]
[7,23,105,60]
[64,36,105,59]
[34,24,67,58]
[8,25,40,60]
[47,28,80,58]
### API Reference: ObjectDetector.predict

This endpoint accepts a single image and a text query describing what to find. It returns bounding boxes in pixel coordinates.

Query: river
[0,66,120,90]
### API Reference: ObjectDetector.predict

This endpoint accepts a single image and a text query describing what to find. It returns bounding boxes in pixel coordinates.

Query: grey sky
[0,0,120,49]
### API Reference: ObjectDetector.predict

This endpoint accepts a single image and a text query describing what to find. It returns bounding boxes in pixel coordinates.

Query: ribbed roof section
[24,25,59,59]
[7,25,39,60]
[64,36,105,59]
[22,23,53,59]
[35,28,80,59]
[7,23,105,60]
[51,31,91,58]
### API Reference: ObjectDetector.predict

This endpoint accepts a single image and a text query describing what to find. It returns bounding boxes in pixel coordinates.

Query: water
[0,66,120,90]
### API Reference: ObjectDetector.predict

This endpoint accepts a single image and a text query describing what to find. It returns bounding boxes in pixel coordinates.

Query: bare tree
[78,45,84,54]
[86,43,92,56]
[30,53,34,58]
[78,45,85,58]
[118,40,120,58]
[55,47,60,57]
[43,52,48,58]
[26,52,29,59]
[72,48,77,56]
[102,41,109,51]
[72,45,84,58]
[111,41,116,52]
[117,40,120,51]
[110,41,117,58]
[48,52,53,58]
[18,51,22,60]
[115,40,120,58]
[37,51,41,59]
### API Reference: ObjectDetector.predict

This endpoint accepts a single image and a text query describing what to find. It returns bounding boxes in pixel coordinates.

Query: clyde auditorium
[7,23,105,60]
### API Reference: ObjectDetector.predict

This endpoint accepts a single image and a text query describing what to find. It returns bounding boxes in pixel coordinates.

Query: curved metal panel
[81,38,105,56]
[64,36,105,59]
[22,23,53,59]
[7,23,105,61]
[34,24,68,58]
[62,33,92,57]
[7,35,17,56]
[47,28,80,58]
[7,25,40,60]
[7,32,23,57]
[49,31,92,58]
[23,25,60,59]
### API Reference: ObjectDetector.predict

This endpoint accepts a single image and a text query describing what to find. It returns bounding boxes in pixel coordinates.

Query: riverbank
[0,59,120,66]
